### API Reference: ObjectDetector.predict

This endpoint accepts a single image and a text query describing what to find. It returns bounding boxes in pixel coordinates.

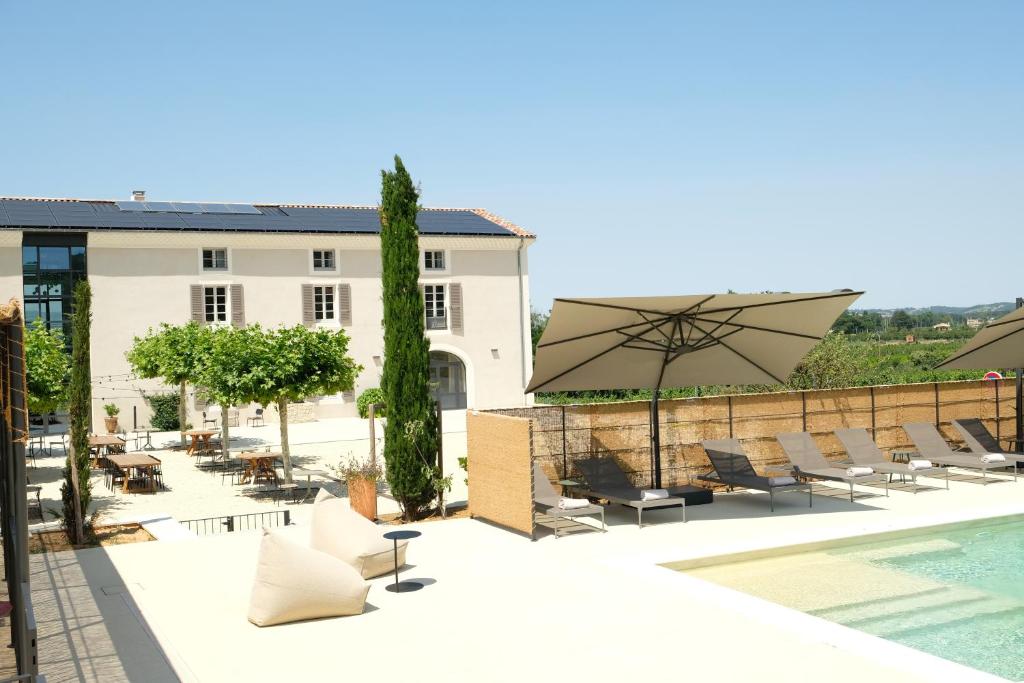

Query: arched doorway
[429,351,467,409]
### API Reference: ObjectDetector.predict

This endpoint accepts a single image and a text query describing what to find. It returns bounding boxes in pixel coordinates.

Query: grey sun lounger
[572,457,687,527]
[532,462,606,538]
[903,423,1018,484]
[776,432,888,501]
[699,439,812,512]
[952,419,1024,466]
[834,428,948,492]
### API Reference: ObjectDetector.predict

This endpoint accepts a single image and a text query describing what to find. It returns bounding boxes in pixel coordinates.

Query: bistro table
[383,529,422,593]
[184,429,218,456]
[292,467,336,503]
[88,434,127,467]
[133,428,156,451]
[239,451,283,485]
[106,452,162,493]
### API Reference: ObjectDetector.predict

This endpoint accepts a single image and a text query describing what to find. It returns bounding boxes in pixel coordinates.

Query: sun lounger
[834,428,947,493]
[572,457,687,527]
[903,423,1018,484]
[951,419,1024,467]
[532,462,605,538]
[699,439,812,511]
[776,432,888,501]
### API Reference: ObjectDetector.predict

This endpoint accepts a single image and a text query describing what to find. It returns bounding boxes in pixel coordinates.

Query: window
[202,248,228,271]
[313,249,336,271]
[313,285,335,322]
[204,286,228,323]
[424,250,445,271]
[424,284,446,330]
[21,239,87,342]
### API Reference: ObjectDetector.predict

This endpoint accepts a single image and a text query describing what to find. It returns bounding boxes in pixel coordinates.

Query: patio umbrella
[527,290,863,487]
[936,302,1024,453]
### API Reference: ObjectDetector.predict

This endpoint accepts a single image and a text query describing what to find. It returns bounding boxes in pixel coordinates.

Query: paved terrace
[27,467,1023,682]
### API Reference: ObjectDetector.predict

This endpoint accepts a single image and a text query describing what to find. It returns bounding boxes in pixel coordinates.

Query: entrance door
[428,352,467,409]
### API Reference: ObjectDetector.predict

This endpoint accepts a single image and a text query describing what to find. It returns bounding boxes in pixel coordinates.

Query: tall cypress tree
[62,280,92,544]
[380,155,438,521]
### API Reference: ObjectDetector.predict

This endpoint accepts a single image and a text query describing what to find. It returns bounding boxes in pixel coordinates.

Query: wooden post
[870,386,876,435]
[934,383,940,427]
[727,395,734,438]
[436,400,444,475]
[801,391,807,432]
[995,380,1001,442]
[561,405,568,478]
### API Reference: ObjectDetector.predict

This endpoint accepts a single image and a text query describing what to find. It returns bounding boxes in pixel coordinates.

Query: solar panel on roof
[203,203,262,214]
[171,202,203,213]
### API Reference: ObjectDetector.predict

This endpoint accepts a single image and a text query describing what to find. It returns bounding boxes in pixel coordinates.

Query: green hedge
[357,388,386,419]
[147,393,181,431]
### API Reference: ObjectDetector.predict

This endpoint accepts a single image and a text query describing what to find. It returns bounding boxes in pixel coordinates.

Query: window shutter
[230,284,245,327]
[342,389,356,402]
[301,284,315,327]
[338,283,352,326]
[449,283,464,334]
[190,285,205,324]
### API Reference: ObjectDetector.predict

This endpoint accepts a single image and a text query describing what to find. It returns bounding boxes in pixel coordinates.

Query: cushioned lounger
[952,419,1024,471]
[572,458,687,528]
[699,439,812,512]
[834,427,948,493]
[776,432,888,501]
[903,423,1018,484]
[532,462,605,538]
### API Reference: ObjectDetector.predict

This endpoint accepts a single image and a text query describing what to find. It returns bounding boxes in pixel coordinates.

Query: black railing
[180,510,291,536]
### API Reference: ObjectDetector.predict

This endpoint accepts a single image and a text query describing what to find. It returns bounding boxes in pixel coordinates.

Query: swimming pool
[677,516,1024,681]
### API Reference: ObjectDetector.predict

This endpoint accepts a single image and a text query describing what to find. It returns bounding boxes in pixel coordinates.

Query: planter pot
[104,416,119,434]
[347,476,378,521]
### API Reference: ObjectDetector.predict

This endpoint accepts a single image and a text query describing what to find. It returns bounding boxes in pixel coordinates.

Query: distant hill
[857,302,1016,318]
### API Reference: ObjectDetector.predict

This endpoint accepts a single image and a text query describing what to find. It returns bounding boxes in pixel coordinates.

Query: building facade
[0,196,535,428]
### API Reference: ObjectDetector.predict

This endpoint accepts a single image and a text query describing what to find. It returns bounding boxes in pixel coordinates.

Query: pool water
[683,517,1024,681]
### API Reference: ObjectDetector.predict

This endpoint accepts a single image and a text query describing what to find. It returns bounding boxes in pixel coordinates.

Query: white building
[0,195,535,428]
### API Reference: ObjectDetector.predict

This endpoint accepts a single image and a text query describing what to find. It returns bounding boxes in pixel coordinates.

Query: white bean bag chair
[248,529,369,627]
[310,489,408,579]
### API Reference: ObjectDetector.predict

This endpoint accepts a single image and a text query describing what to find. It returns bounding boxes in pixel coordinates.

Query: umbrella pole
[1018,297,1023,454]
[650,390,662,489]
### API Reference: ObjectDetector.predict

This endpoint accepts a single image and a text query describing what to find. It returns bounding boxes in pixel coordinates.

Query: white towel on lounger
[981,453,1006,464]
[769,476,797,486]
[908,459,932,471]
[846,466,874,477]
[558,497,591,510]
[640,489,669,501]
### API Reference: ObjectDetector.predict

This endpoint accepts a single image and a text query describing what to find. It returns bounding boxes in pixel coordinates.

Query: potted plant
[332,453,383,521]
[103,403,120,433]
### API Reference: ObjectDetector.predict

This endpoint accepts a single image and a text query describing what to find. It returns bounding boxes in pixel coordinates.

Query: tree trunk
[67,444,84,545]
[278,398,293,484]
[178,381,187,446]
[221,403,231,460]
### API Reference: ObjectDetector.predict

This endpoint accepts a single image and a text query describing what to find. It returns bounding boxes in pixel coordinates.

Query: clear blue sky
[3,1,1021,313]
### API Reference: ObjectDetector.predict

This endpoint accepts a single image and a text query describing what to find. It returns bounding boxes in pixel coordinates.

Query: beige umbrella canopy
[528,290,863,486]
[937,304,1024,452]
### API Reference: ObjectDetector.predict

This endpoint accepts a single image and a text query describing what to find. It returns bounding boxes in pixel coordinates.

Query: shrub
[146,393,181,431]
[357,388,386,419]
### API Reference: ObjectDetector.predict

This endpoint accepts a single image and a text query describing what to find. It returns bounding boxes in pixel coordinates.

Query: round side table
[383,529,422,593]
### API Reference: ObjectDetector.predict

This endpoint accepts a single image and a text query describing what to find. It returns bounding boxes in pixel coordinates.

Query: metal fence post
[801,391,807,432]
[727,395,733,438]
[561,406,567,477]
[284,510,291,526]
[225,516,234,533]
[995,380,1001,442]
[869,386,876,435]
[934,383,940,427]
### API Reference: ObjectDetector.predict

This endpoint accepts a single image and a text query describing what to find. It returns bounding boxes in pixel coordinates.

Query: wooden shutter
[338,283,352,326]
[449,283,464,334]
[230,284,245,327]
[190,285,204,323]
[301,284,315,327]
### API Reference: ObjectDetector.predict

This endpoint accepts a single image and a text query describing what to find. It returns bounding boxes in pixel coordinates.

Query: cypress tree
[380,155,438,521]
[62,280,92,544]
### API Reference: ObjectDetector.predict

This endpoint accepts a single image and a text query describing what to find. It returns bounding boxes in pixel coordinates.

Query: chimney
[132,190,146,202]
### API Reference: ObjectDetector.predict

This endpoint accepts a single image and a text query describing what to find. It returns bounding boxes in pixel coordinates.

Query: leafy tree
[235,325,361,483]
[127,322,211,443]
[890,310,914,330]
[530,309,549,356]
[24,321,69,415]
[787,332,862,390]
[380,155,438,521]
[62,281,92,545]
[194,325,262,459]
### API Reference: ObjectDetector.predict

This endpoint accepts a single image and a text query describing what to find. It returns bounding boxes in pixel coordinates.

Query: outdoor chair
[220,458,245,485]
[834,428,947,492]
[532,462,605,538]
[777,432,888,501]
[247,408,266,427]
[202,411,219,429]
[27,485,43,522]
[903,423,1018,484]
[571,457,687,527]
[951,419,1024,467]
[699,439,812,511]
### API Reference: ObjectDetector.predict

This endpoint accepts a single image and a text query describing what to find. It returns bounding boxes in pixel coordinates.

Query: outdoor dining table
[88,434,126,466]
[292,467,337,502]
[239,451,283,485]
[106,452,162,493]
[184,429,218,456]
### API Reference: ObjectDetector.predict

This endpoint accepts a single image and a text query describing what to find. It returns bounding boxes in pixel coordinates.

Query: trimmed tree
[239,325,361,483]
[62,280,92,544]
[379,155,439,521]
[25,320,70,416]
[126,322,210,443]
[194,325,262,459]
